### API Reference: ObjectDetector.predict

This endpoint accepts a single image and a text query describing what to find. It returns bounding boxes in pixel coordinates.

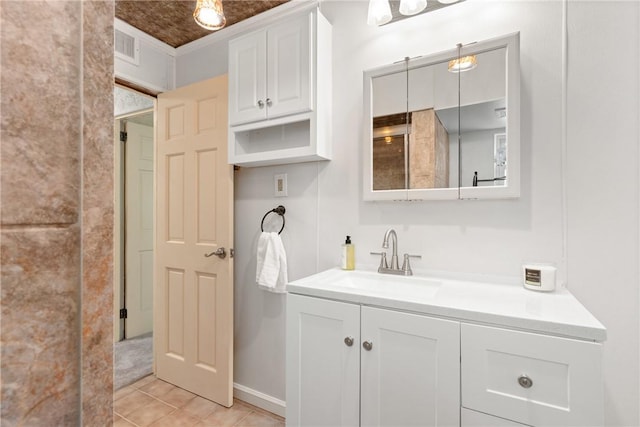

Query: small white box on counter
[522,264,557,292]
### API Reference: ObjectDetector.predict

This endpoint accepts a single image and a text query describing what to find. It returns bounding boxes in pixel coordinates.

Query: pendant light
[367,0,392,26]
[194,0,226,31]
[399,0,427,16]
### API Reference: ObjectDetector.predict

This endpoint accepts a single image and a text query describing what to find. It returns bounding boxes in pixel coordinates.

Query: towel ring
[261,205,286,235]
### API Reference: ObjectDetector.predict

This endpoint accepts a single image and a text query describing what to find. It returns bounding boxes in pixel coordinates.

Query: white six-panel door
[155,75,234,406]
[125,120,154,338]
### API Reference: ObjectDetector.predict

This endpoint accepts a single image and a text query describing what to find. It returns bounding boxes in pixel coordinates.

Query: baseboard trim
[233,383,286,418]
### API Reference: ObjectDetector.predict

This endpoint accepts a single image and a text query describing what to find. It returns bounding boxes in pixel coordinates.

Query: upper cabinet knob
[362,341,373,351]
[266,98,272,107]
[344,337,354,347]
[257,100,265,108]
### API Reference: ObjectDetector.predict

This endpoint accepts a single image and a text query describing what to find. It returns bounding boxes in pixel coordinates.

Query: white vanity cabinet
[228,9,332,167]
[286,293,461,427]
[286,269,606,427]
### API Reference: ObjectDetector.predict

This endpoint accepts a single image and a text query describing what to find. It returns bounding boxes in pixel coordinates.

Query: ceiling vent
[115,28,139,65]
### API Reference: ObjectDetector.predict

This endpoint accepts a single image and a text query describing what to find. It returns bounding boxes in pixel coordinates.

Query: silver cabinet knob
[362,341,373,351]
[257,100,264,108]
[266,98,272,107]
[344,337,354,347]
[205,247,226,259]
[518,375,533,389]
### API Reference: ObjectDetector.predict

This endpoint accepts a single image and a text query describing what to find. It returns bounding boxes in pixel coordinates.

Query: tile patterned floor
[114,375,285,427]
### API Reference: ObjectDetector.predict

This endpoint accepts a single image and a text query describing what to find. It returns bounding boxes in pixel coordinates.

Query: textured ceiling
[115,0,290,48]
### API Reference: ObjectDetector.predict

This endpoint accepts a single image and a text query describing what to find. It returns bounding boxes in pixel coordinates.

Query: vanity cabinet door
[360,306,460,427]
[286,294,360,427]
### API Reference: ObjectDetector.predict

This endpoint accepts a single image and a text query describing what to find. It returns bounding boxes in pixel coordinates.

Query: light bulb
[194,0,226,31]
[399,0,427,16]
[447,55,478,73]
[367,0,392,26]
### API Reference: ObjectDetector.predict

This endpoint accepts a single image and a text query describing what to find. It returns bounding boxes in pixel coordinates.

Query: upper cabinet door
[266,13,312,120]
[228,29,267,126]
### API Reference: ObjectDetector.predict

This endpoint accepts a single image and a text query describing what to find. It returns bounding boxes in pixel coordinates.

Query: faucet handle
[370,252,388,270]
[401,254,422,275]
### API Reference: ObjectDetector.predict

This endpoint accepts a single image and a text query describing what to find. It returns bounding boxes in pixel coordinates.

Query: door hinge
[120,131,128,142]
[119,308,128,319]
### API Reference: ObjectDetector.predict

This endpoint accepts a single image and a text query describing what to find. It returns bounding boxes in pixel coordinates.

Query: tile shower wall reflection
[0,1,114,425]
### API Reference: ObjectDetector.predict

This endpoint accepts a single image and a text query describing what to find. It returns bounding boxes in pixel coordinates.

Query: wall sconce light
[367,0,393,26]
[448,55,477,72]
[399,0,427,16]
[194,0,226,31]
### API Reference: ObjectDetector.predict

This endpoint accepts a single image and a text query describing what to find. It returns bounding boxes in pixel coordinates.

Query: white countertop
[287,268,606,342]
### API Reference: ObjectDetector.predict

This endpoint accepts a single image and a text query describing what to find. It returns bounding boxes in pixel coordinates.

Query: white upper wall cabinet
[229,14,311,126]
[228,9,332,167]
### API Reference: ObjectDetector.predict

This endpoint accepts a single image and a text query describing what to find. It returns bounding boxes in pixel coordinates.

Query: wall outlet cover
[274,173,287,197]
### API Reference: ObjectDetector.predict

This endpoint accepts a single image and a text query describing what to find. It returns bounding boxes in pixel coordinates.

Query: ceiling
[115,0,290,48]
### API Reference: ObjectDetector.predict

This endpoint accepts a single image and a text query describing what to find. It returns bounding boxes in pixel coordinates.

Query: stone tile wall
[1,1,114,425]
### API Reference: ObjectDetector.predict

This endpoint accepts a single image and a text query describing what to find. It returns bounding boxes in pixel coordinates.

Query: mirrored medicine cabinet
[363,32,520,201]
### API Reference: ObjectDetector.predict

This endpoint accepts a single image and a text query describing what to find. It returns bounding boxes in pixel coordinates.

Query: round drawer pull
[362,341,373,351]
[518,375,533,389]
[344,337,354,347]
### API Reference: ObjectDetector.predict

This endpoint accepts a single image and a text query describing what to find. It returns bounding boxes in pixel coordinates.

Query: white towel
[256,232,288,293]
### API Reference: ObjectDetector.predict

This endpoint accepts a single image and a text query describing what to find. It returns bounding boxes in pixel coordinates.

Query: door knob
[362,341,373,351]
[205,247,226,259]
[344,337,354,347]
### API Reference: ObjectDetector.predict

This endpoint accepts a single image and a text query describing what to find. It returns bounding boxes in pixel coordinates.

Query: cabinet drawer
[461,323,603,426]
[461,408,527,427]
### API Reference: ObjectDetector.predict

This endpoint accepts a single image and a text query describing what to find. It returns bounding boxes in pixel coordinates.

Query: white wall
[566,2,639,425]
[115,19,175,92]
[175,1,639,424]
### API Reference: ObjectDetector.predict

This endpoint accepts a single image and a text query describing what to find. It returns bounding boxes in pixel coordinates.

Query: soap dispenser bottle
[341,236,355,270]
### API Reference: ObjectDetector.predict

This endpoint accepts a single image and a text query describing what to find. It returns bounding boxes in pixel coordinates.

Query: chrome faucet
[371,228,422,276]
[382,228,400,270]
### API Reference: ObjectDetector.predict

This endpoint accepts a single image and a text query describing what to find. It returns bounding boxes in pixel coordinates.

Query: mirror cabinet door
[407,60,460,193]
[458,47,507,190]
[371,71,408,192]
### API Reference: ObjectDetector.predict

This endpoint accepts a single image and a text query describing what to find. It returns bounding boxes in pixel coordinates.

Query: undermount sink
[293,268,442,300]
